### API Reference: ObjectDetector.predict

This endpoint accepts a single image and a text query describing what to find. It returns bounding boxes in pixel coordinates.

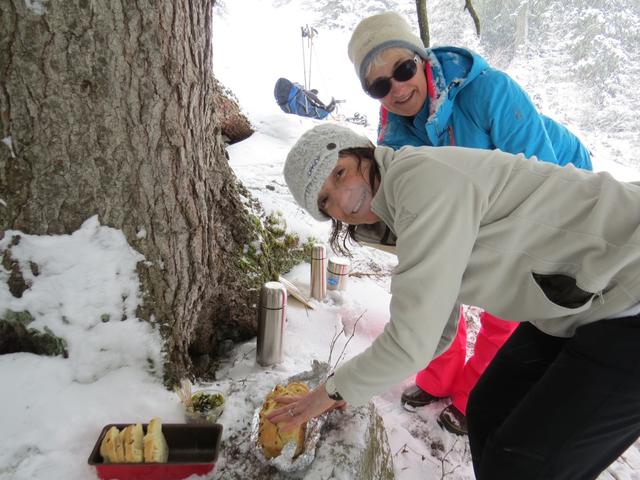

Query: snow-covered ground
[1,1,639,479]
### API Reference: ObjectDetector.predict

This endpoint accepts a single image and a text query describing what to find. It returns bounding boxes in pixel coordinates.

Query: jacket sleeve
[457,68,561,164]
[333,156,486,406]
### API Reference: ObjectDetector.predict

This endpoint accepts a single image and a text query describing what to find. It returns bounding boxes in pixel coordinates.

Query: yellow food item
[258,382,309,459]
[122,423,144,463]
[143,417,169,463]
[99,426,122,463]
[100,419,168,464]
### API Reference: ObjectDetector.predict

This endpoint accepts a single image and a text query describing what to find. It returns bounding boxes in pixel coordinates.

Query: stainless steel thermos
[327,257,351,291]
[310,244,327,300]
[256,281,287,366]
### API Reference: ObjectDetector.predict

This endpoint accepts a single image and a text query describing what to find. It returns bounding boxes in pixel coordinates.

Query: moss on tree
[0,310,68,357]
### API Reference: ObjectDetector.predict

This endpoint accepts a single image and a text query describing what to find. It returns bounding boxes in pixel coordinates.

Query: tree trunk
[415,0,430,47]
[0,0,260,384]
[514,1,529,49]
[464,0,481,37]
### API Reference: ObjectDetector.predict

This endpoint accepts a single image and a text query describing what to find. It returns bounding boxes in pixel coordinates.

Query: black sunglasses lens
[366,58,418,99]
[394,59,418,82]
[368,79,391,99]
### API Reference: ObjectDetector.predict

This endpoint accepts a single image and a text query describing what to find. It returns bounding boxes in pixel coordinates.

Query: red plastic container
[88,423,223,480]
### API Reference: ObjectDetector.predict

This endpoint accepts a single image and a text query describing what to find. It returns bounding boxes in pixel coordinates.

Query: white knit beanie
[348,11,427,88]
[284,124,373,221]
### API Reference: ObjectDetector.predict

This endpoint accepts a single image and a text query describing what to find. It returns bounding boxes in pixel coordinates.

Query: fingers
[265,401,304,422]
[271,395,299,404]
[263,385,345,433]
[265,405,293,422]
[265,403,309,433]
[327,400,347,412]
[264,394,305,421]
[265,410,305,432]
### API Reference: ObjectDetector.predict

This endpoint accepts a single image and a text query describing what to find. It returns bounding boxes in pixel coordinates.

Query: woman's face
[365,47,427,117]
[317,153,379,225]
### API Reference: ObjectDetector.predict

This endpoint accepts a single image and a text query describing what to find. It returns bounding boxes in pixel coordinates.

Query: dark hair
[320,147,380,256]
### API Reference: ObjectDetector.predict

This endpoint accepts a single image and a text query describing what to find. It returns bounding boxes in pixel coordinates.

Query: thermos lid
[311,244,326,260]
[328,257,350,275]
[260,281,287,310]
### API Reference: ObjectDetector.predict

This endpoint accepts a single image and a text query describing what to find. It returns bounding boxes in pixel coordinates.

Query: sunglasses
[365,56,420,99]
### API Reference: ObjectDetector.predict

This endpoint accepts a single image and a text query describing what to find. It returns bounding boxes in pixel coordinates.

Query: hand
[327,400,348,412]
[265,383,346,433]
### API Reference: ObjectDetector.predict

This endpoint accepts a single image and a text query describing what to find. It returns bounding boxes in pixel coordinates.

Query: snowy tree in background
[296,0,640,167]
[478,0,640,165]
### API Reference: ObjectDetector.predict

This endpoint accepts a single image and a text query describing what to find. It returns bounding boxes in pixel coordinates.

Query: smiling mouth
[395,91,415,105]
[351,192,366,214]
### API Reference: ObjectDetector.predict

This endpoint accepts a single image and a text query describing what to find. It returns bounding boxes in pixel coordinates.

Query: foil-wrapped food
[251,381,325,472]
[259,383,308,459]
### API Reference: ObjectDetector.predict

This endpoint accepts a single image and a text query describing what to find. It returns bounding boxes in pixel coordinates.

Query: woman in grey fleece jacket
[267,123,640,479]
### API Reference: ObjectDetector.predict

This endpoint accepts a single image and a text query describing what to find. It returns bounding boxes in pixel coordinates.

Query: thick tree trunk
[0,1,259,383]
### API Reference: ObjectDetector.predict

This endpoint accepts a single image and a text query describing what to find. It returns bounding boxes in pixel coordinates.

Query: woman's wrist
[324,372,344,401]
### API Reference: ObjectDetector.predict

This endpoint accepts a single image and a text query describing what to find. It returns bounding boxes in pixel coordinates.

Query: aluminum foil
[250,361,330,472]
[250,405,325,472]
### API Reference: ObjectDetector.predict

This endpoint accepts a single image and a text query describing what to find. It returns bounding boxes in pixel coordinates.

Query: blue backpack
[274,77,335,120]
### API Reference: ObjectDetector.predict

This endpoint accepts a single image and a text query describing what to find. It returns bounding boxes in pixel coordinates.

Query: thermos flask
[310,244,327,300]
[327,257,351,291]
[256,281,287,366]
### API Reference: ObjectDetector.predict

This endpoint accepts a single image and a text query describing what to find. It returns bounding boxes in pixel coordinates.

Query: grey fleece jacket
[334,145,640,407]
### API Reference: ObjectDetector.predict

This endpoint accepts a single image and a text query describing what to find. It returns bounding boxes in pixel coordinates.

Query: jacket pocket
[531,272,595,309]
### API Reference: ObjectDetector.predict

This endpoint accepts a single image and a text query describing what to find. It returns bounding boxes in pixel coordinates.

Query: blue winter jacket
[378,46,592,170]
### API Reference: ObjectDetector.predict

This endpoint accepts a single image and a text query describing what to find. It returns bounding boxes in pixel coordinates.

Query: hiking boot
[437,404,468,436]
[401,385,444,411]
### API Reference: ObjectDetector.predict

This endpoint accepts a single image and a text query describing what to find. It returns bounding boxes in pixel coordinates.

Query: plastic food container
[88,423,223,480]
[185,389,225,424]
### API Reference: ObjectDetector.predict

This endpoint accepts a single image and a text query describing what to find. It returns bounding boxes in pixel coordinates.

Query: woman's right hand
[265,383,347,433]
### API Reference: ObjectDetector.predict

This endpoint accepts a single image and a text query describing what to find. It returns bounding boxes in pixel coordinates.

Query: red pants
[415,310,518,414]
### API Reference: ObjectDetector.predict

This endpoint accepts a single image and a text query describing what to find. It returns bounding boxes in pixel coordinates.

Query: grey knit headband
[284,124,374,221]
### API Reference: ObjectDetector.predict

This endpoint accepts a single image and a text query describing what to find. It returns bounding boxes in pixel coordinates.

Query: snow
[1,2,640,480]
[1,137,15,159]
[23,0,47,16]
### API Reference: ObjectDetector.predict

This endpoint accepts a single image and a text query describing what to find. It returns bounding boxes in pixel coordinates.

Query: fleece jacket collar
[418,47,488,144]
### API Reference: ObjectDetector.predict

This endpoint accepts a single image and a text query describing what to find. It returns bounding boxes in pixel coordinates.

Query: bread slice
[100,426,121,463]
[115,429,126,463]
[122,423,144,463]
[258,382,309,459]
[143,417,169,463]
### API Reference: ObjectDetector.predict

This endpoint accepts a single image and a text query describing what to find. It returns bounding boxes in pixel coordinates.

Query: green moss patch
[0,310,68,357]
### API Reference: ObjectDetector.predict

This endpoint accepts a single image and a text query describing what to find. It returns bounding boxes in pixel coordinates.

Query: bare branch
[464,0,481,37]
[327,323,345,367]
[349,271,386,279]
[440,437,462,479]
[332,311,365,372]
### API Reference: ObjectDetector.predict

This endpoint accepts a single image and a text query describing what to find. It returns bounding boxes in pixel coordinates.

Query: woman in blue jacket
[345,11,592,435]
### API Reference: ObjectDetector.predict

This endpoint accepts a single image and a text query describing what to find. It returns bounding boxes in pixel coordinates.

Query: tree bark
[0,0,259,383]
[415,0,430,47]
[212,78,253,144]
[514,1,529,48]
